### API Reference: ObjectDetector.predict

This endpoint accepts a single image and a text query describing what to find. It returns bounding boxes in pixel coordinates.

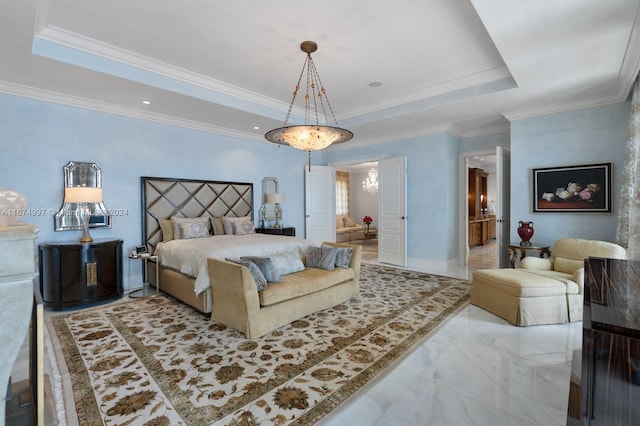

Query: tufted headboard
[141,176,253,253]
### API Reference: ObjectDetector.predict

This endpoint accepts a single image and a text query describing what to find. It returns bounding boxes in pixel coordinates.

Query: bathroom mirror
[260,177,279,224]
[54,161,111,231]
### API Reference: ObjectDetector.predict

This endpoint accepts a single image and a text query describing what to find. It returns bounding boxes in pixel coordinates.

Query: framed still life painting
[532,163,612,213]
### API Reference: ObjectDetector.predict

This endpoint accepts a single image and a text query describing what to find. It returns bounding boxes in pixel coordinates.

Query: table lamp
[64,186,103,242]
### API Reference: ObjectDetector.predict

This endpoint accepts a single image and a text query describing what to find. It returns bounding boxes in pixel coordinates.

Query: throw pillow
[158,218,174,242]
[240,256,283,282]
[269,251,305,275]
[210,217,225,235]
[343,217,357,227]
[322,243,352,268]
[306,246,338,270]
[177,221,210,239]
[222,216,252,235]
[226,258,268,291]
[171,215,211,239]
[233,221,255,235]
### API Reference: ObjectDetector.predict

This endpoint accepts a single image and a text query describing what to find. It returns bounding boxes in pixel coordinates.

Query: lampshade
[64,187,103,203]
[265,41,353,170]
[265,193,285,204]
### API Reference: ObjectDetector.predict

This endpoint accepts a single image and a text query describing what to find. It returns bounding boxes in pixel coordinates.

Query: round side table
[507,243,551,268]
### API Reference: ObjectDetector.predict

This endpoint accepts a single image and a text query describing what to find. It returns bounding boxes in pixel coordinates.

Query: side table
[255,227,295,236]
[39,238,123,310]
[128,254,159,298]
[507,243,551,268]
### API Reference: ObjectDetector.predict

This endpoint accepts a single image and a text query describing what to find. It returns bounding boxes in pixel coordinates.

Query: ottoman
[471,269,569,326]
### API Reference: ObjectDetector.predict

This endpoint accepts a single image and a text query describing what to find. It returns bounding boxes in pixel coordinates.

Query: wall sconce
[265,192,285,229]
[64,186,103,242]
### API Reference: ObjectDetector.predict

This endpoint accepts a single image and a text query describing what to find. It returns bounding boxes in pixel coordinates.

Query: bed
[141,176,313,313]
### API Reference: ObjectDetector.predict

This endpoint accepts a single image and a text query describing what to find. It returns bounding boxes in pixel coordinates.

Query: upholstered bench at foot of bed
[471,269,569,326]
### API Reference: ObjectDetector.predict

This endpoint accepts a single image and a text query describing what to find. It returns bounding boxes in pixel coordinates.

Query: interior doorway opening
[335,161,379,263]
[463,153,498,270]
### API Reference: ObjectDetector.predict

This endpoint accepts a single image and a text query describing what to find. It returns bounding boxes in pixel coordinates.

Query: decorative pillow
[269,251,305,275]
[171,216,211,239]
[336,215,345,229]
[177,221,210,239]
[343,217,357,227]
[240,256,283,282]
[226,258,268,291]
[159,218,174,242]
[233,221,255,235]
[222,216,252,235]
[210,217,225,235]
[306,246,338,270]
[322,243,352,268]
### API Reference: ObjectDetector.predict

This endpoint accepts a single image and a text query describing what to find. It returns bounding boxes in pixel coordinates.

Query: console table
[568,258,640,424]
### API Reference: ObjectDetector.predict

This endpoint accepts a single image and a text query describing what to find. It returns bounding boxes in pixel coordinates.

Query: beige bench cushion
[473,269,566,298]
[259,267,355,307]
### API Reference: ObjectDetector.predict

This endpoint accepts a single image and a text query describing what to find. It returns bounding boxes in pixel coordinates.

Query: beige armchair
[471,238,626,326]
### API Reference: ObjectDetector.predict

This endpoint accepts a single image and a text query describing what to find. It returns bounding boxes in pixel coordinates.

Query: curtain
[616,73,640,260]
[336,171,350,216]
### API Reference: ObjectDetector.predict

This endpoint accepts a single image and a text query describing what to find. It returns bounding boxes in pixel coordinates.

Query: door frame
[457,149,497,266]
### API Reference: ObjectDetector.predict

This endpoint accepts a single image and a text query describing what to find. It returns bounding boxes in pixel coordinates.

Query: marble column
[0,223,38,425]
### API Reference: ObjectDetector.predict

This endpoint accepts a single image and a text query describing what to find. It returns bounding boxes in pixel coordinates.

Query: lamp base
[79,228,93,243]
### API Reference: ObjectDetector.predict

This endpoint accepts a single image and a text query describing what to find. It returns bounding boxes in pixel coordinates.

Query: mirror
[54,161,111,231]
[260,177,279,225]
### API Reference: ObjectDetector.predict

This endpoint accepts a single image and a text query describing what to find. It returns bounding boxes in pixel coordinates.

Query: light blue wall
[1,92,631,282]
[0,94,310,289]
[510,102,630,245]
[459,131,510,154]
[321,133,459,262]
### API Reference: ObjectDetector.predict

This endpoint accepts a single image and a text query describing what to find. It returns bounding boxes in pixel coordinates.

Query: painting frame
[532,163,612,213]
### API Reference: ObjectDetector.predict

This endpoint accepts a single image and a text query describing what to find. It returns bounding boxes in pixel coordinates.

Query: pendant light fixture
[265,41,353,170]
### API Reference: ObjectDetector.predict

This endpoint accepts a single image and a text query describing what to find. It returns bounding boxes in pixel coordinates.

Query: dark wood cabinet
[39,239,123,310]
[255,227,295,236]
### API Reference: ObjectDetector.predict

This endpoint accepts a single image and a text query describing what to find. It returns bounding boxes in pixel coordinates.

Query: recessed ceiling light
[253,126,260,130]
[369,82,383,88]
[142,100,151,105]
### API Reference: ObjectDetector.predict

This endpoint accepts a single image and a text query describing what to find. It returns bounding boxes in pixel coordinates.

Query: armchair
[471,238,626,326]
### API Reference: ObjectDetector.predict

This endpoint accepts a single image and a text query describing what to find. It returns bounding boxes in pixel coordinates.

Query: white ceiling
[2,0,639,150]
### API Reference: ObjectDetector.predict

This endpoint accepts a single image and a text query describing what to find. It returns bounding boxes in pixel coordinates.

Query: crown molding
[0,80,264,142]
[34,26,299,117]
[503,94,625,122]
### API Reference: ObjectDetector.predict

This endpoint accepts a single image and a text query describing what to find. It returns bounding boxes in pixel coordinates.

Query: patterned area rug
[47,264,470,425]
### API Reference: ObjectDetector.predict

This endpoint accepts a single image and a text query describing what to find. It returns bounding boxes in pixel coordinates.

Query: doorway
[461,152,498,270]
[335,162,379,263]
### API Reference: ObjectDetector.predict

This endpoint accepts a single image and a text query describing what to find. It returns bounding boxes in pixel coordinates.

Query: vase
[517,221,534,247]
[0,188,28,226]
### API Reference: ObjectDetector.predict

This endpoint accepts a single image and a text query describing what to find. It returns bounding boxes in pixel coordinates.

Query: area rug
[47,264,470,425]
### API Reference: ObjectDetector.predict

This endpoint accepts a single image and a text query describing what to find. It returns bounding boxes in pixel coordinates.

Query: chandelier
[362,167,378,193]
[265,41,353,170]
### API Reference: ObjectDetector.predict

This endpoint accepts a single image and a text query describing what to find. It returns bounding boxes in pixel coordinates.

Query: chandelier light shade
[265,41,353,170]
[362,167,379,193]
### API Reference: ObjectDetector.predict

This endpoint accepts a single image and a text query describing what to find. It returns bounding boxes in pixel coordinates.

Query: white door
[496,146,511,268]
[304,165,335,245]
[378,157,407,266]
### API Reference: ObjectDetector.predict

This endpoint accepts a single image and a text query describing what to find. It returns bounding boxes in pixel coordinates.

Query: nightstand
[255,226,295,236]
[128,254,160,298]
[39,238,123,310]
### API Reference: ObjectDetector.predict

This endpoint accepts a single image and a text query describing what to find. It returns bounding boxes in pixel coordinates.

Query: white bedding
[155,234,315,295]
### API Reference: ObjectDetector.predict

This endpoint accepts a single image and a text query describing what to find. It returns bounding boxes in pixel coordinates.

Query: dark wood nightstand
[39,238,123,310]
[255,227,295,237]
